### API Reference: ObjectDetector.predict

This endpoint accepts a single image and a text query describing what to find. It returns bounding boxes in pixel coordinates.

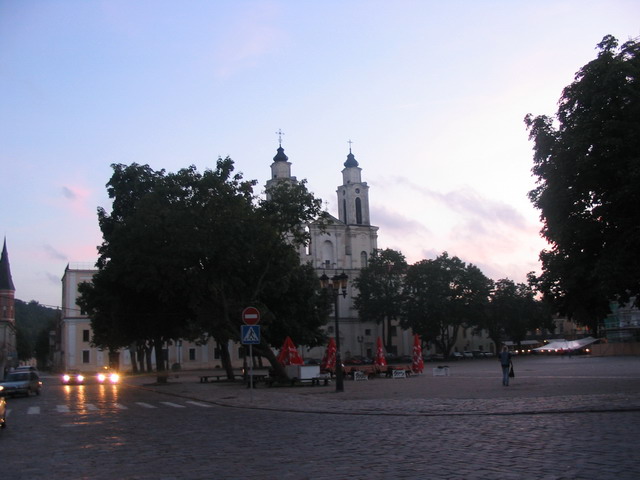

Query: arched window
[342,199,347,223]
[355,197,362,224]
[360,251,368,268]
[322,240,334,267]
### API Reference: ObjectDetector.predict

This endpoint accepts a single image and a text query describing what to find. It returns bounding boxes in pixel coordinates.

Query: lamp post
[320,272,348,393]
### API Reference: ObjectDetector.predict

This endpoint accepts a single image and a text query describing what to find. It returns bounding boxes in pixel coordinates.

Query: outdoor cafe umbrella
[276,336,304,366]
[412,334,424,374]
[374,337,387,367]
[320,337,337,371]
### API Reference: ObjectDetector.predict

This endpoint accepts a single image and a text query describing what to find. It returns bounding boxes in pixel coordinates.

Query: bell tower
[337,141,371,226]
[265,129,297,200]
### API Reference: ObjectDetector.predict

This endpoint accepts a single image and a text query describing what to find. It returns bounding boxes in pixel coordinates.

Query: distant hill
[15,299,59,365]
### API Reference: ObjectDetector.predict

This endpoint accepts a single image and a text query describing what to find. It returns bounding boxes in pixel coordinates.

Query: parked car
[0,385,6,429]
[0,370,42,397]
[15,365,38,373]
[462,351,474,359]
[61,370,85,385]
[452,352,464,360]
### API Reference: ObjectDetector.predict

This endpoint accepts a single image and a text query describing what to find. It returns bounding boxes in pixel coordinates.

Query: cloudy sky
[1,1,638,308]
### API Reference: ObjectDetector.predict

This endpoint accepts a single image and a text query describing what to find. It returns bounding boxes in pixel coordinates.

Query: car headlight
[97,373,106,382]
[63,374,71,382]
[76,374,84,382]
[109,373,120,383]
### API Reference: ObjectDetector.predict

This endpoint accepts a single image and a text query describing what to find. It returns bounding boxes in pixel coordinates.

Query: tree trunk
[255,342,288,380]
[154,338,168,383]
[218,339,235,380]
[129,344,139,374]
[108,350,120,370]
[144,346,152,372]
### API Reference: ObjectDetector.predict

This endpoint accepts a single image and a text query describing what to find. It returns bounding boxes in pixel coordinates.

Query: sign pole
[249,344,253,402]
[241,307,261,402]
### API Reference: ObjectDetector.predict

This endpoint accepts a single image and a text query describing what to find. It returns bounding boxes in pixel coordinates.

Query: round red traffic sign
[242,306,260,325]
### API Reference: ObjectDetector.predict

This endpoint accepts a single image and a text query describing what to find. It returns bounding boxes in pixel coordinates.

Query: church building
[0,239,17,378]
[267,140,414,360]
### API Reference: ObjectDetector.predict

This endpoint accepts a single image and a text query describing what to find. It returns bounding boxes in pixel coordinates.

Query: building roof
[0,238,15,291]
[343,150,359,168]
[273,145,289,162]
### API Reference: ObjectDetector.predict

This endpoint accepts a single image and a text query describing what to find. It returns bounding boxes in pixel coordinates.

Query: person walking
[498,346,512,386]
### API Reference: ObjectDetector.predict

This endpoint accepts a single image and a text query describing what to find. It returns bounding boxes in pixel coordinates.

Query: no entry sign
[242,306,260,325]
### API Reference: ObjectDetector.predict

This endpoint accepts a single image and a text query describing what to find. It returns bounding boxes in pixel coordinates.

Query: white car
[0,371,42,397]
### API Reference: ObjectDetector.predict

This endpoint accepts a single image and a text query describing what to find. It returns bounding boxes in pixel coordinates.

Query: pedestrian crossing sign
[241,325,260,344]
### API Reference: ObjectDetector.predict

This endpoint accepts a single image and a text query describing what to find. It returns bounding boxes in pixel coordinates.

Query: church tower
[0,238,17,377]
[337,144,372,227]
[265,130,297,200]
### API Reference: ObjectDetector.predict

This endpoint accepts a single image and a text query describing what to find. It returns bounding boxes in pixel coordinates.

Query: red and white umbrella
[374,337,387,367]
[412,334,424,373]
[320,337,337,372]
[276,336,304,366]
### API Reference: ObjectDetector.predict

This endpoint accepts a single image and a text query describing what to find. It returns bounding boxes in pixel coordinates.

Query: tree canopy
[401,252,492,356]
[78,158,329,379]
[353,249,408,352]
[525,35,640,331]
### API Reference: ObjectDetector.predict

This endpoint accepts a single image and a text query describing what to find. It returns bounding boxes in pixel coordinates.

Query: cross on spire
[347,139,353,153]
[276,129,285,147]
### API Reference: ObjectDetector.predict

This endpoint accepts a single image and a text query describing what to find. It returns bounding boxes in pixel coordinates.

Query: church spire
[344,139,359,168]
[266,129,297,200]
[273,129,288,162]
[0,238,15,292]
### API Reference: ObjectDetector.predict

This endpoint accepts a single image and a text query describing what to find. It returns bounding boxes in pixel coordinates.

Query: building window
[361,251,368,268]
[355,198,362,224]
[189,348,196,361]
[327,326,334,334]
[365,329,371,336]
[82,329,90,342]
[214,347,221,359]
[389,326,397,337]
[82,350,90,363]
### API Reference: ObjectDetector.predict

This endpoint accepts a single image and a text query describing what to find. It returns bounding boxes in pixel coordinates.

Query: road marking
[57,405,70,413]
[185,401,213,408]
[115,403,128,410]
[85,403,98,411]
[160,402,186,408]
[135,402,157,409]
[27,406,40,415]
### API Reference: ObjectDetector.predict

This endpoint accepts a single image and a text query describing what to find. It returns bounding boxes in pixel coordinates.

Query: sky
[1,1,638,308]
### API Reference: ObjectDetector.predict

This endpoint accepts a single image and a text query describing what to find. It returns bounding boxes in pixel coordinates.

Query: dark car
[0,371,42,397]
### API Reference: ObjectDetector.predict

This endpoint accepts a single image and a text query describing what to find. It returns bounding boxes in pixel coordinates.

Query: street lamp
[320,271,348,393]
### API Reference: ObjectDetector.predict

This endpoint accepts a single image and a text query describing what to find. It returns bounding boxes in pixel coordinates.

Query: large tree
[402,252,492,357]
[477,277,554,351]
[353,249,408,352]
[525,35,640,332]
[79,159,329,381]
